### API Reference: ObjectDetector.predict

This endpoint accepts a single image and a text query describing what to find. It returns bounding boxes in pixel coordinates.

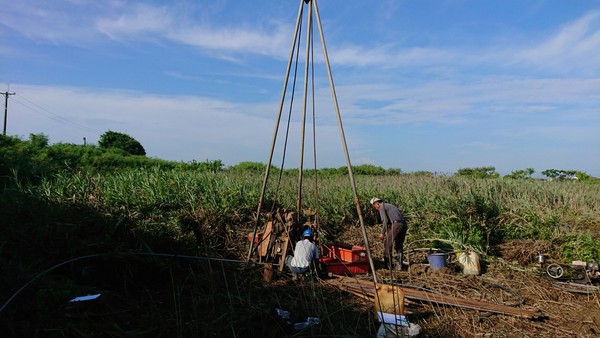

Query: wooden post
[278,235,290,272]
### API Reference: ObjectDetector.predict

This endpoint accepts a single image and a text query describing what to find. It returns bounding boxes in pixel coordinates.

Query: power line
[2,90,16,136]
[11,93,101,133]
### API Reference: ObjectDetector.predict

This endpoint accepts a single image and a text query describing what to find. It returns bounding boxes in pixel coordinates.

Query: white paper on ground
[377,312,408,326]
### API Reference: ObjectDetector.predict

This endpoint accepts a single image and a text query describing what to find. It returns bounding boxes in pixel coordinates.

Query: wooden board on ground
[324,276,542,319]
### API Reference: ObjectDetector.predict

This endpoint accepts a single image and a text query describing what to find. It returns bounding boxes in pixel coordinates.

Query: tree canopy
[455,166,499,179]
[504,168,535,179]
[99,131,146,156]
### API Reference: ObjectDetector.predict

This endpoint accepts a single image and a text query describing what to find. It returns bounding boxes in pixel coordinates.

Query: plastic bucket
[427,253,447,271]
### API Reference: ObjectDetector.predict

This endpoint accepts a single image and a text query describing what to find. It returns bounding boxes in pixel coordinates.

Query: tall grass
[2,165,599,336]
[23,168,600,261]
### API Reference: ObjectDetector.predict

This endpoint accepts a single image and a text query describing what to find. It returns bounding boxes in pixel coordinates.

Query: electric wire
[11,94,101,133]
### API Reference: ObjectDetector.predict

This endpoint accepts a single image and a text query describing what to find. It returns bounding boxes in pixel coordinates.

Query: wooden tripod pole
[246,0,305,262]
[247,1,378,284]
[312,0,378,282]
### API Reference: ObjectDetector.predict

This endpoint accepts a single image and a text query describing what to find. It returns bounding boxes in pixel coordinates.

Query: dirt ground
[330,230,600,337]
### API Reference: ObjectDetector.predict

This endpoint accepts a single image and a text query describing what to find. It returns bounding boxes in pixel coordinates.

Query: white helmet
[370,197,382,205]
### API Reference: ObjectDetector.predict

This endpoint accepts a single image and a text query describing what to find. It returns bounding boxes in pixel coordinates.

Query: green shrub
[559,232,600,263]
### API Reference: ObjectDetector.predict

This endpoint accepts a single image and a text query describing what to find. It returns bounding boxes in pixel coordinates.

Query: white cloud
[514,11,600,73]
[3,2,599,173]
[92,3,295,59]
[329,11,600,75]
[96,4,174,41]
[167,24,291,57]
[1,1,106,45]
[331,75,599,127]
[8,84,351,167]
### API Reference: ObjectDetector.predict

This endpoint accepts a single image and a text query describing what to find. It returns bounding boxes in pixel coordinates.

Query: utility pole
[2,90,16,136]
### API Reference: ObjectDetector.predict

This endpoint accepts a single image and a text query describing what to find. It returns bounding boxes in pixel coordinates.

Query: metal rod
[247,0,305,262]
[312,0,378,283]
[296,1,313,218]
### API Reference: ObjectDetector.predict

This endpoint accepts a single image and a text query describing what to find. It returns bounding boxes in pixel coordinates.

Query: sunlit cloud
[96,4,174,42]
[514,11,600,73]
[3,1,599,173]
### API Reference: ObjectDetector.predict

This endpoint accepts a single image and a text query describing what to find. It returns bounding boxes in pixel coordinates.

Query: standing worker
[370,197,408,270]
[285,229,321,279]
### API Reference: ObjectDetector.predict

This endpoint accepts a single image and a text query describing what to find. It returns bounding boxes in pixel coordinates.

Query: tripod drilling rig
[245,0,377,282]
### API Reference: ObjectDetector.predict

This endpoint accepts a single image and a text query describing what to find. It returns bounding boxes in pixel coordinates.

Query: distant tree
[98,131,146,156]
[229,161,267,173]
[410,171,433,177]
[384,168,403,175]
[542,169,586,180]
[542,169,560,179]
[504,168,535,179]
[318,167,343,177]
[573,171,592,181]
[336,166,349,175]
[542,169,570,180]
[353,164,386,175]
[455,166,499,179]
[29,133,49,148]
[187,159,223,172]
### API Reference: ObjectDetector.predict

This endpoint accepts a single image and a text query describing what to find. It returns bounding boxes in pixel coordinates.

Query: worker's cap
[302,229,314,237]
[370,197,382,205]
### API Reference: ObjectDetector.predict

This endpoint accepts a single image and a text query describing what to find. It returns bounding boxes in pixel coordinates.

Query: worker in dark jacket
[370,197,408,270]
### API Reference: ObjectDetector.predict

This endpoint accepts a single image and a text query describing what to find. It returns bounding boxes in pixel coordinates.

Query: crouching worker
[285,229,321,280]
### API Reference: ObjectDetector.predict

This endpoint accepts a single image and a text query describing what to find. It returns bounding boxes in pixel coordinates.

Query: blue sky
[2,0,599,176]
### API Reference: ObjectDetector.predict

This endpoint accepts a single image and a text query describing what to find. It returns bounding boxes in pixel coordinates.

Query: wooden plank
[324,277,542,319]
[278,235,290,272]
[258,221,273,257]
